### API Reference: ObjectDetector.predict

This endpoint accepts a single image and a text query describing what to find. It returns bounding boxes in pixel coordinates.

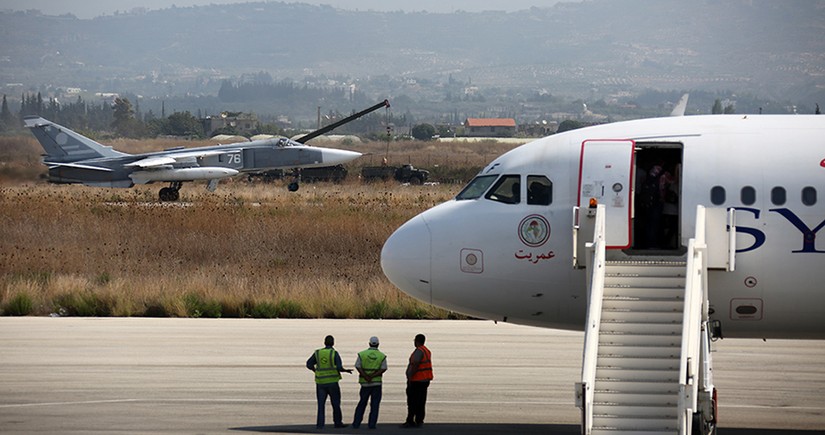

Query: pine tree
[112,97,136,137]
[711,99,723,114]
[1,94,17,130]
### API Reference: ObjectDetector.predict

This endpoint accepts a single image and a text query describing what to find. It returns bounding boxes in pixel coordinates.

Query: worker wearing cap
[306,335,352,429]
[351,336,387,429]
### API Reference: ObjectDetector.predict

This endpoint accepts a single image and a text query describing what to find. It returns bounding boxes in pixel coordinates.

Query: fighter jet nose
[381,214,432,304]
[322,149,362,165]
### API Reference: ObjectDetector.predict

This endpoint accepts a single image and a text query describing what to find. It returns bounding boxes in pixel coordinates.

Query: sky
[1,0,564,18]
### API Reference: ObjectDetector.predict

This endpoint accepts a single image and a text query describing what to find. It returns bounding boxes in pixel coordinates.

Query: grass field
[0,134,521,318]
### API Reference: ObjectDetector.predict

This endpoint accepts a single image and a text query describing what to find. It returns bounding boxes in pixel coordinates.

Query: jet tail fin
[669,93,690,117]
[24,116,128,163]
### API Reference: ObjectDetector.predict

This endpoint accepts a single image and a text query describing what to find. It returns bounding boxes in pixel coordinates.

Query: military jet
[25,99,389,201]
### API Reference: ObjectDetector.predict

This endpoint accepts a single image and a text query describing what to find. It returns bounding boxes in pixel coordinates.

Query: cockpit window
[527,175,552,205]
[485,175,521,204]
[456,175,498,200]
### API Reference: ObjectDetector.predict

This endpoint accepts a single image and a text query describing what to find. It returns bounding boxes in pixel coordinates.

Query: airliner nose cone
[381,215,432,304]
[322,149,362,165]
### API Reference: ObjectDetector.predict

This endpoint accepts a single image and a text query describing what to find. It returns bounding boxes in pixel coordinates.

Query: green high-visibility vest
[314,348,342,384]
[358,348,386,384]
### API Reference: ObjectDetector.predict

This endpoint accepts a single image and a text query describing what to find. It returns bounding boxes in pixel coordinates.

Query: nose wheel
[159,182,182,202]
[288,169,301,192]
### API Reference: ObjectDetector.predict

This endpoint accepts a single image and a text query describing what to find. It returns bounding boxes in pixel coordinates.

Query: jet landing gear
[287,169,301,192]
[158,182,182,202]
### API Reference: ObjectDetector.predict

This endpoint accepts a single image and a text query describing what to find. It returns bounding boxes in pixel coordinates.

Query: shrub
[251,301,280,319]
[364,300,388,319]
[182,292,222,318]
[3,292,34,316]
[277,299,308,318]
[54,290,113,316]
[220,298,255,318]
[94,272,112,286]
[143,303,168,317]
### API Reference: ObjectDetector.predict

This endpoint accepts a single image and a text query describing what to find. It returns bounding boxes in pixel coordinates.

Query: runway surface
[0,318,823,434]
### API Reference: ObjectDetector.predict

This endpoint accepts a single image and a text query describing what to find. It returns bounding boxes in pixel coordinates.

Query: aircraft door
[577,140,635,249]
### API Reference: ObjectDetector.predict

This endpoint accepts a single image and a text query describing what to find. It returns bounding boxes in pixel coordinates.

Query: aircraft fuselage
[382,115,825,339]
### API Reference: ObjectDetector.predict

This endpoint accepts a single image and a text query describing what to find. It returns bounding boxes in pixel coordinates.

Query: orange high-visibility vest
[409,345,433,381]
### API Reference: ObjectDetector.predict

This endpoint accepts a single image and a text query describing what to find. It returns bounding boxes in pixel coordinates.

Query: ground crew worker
[306,335,352,429]
[351,336,387,429]
[402,333,433,428]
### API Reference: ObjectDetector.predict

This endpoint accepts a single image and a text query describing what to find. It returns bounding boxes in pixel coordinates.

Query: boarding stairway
[575,205,733,435]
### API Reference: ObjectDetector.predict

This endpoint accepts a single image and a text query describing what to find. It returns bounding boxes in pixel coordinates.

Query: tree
[112,97,139,137]
[0,94,17,131]
[557,119,585,133]
[712,99,723,114]
[164,111,203,137]
[411,123,436,141]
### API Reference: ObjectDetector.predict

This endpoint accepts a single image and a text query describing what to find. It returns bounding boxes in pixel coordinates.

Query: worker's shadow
[232,425,825,435]
[231,423,577,434]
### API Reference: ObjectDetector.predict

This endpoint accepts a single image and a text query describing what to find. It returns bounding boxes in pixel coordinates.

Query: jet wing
[45,161,114,172]
[126,150,232,169]
[126,156,178,168]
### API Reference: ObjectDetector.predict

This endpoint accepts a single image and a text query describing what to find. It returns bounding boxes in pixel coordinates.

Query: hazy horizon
[1,0,565,18]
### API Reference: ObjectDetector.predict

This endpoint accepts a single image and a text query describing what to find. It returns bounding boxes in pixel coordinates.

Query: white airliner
[381,114,824,434]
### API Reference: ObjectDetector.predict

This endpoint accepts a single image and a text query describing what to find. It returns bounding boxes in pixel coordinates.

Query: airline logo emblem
[518,215,550,247]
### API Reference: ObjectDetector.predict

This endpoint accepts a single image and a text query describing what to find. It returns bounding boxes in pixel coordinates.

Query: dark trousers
[315,382,343,428]
[405,380,430,426]
[352,385,382,429]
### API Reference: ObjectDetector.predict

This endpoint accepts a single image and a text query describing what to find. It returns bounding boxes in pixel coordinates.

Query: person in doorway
[351,336,388,429]
[640,161,666,248]
[306,335,352,429]
[661,163,680,249]
[402,334,433,428]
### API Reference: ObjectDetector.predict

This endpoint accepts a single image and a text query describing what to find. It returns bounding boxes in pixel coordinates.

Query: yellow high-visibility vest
[358,348,386,384]
[314,348,341,384]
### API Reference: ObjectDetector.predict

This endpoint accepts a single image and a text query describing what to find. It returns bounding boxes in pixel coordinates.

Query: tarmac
[0,318,823,434]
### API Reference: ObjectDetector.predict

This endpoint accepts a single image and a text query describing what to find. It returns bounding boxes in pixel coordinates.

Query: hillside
[1,0,823,104]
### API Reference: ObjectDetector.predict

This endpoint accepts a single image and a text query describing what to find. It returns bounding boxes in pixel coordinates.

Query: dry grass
[0,134,520,318]
[0,181,461,318]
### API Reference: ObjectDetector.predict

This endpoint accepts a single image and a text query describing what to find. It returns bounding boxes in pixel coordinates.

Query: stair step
[600,321,682,335]
[592,415,677,431]
[594,379,679,395]
[605,262,686,276]
[598,345,681,359]
[592,430,676,435]
[596,368,680,383]
[597,355,679,371]
[593,391,678,406]
[603,286,684,299]
[602,298,684,312]
[604,275,686,288]
[599,332,681,347]
[601,310,683,323]
[592,403,678,418]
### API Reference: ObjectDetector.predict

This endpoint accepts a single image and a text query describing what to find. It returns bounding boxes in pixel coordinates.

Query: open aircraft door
[577,140,635,249]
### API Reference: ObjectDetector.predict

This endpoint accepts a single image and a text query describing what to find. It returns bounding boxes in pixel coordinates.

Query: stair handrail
[577,204,607,435]
[678,205,708,434]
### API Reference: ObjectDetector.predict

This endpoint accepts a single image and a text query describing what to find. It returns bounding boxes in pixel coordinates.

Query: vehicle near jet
[381,114,825,434]
[360,163,429,184]
[25,100,389,201]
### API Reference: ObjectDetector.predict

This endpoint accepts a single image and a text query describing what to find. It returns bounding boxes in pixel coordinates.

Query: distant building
[464,118,517,137]
[520,120,558,137]
[202,112,258,137]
